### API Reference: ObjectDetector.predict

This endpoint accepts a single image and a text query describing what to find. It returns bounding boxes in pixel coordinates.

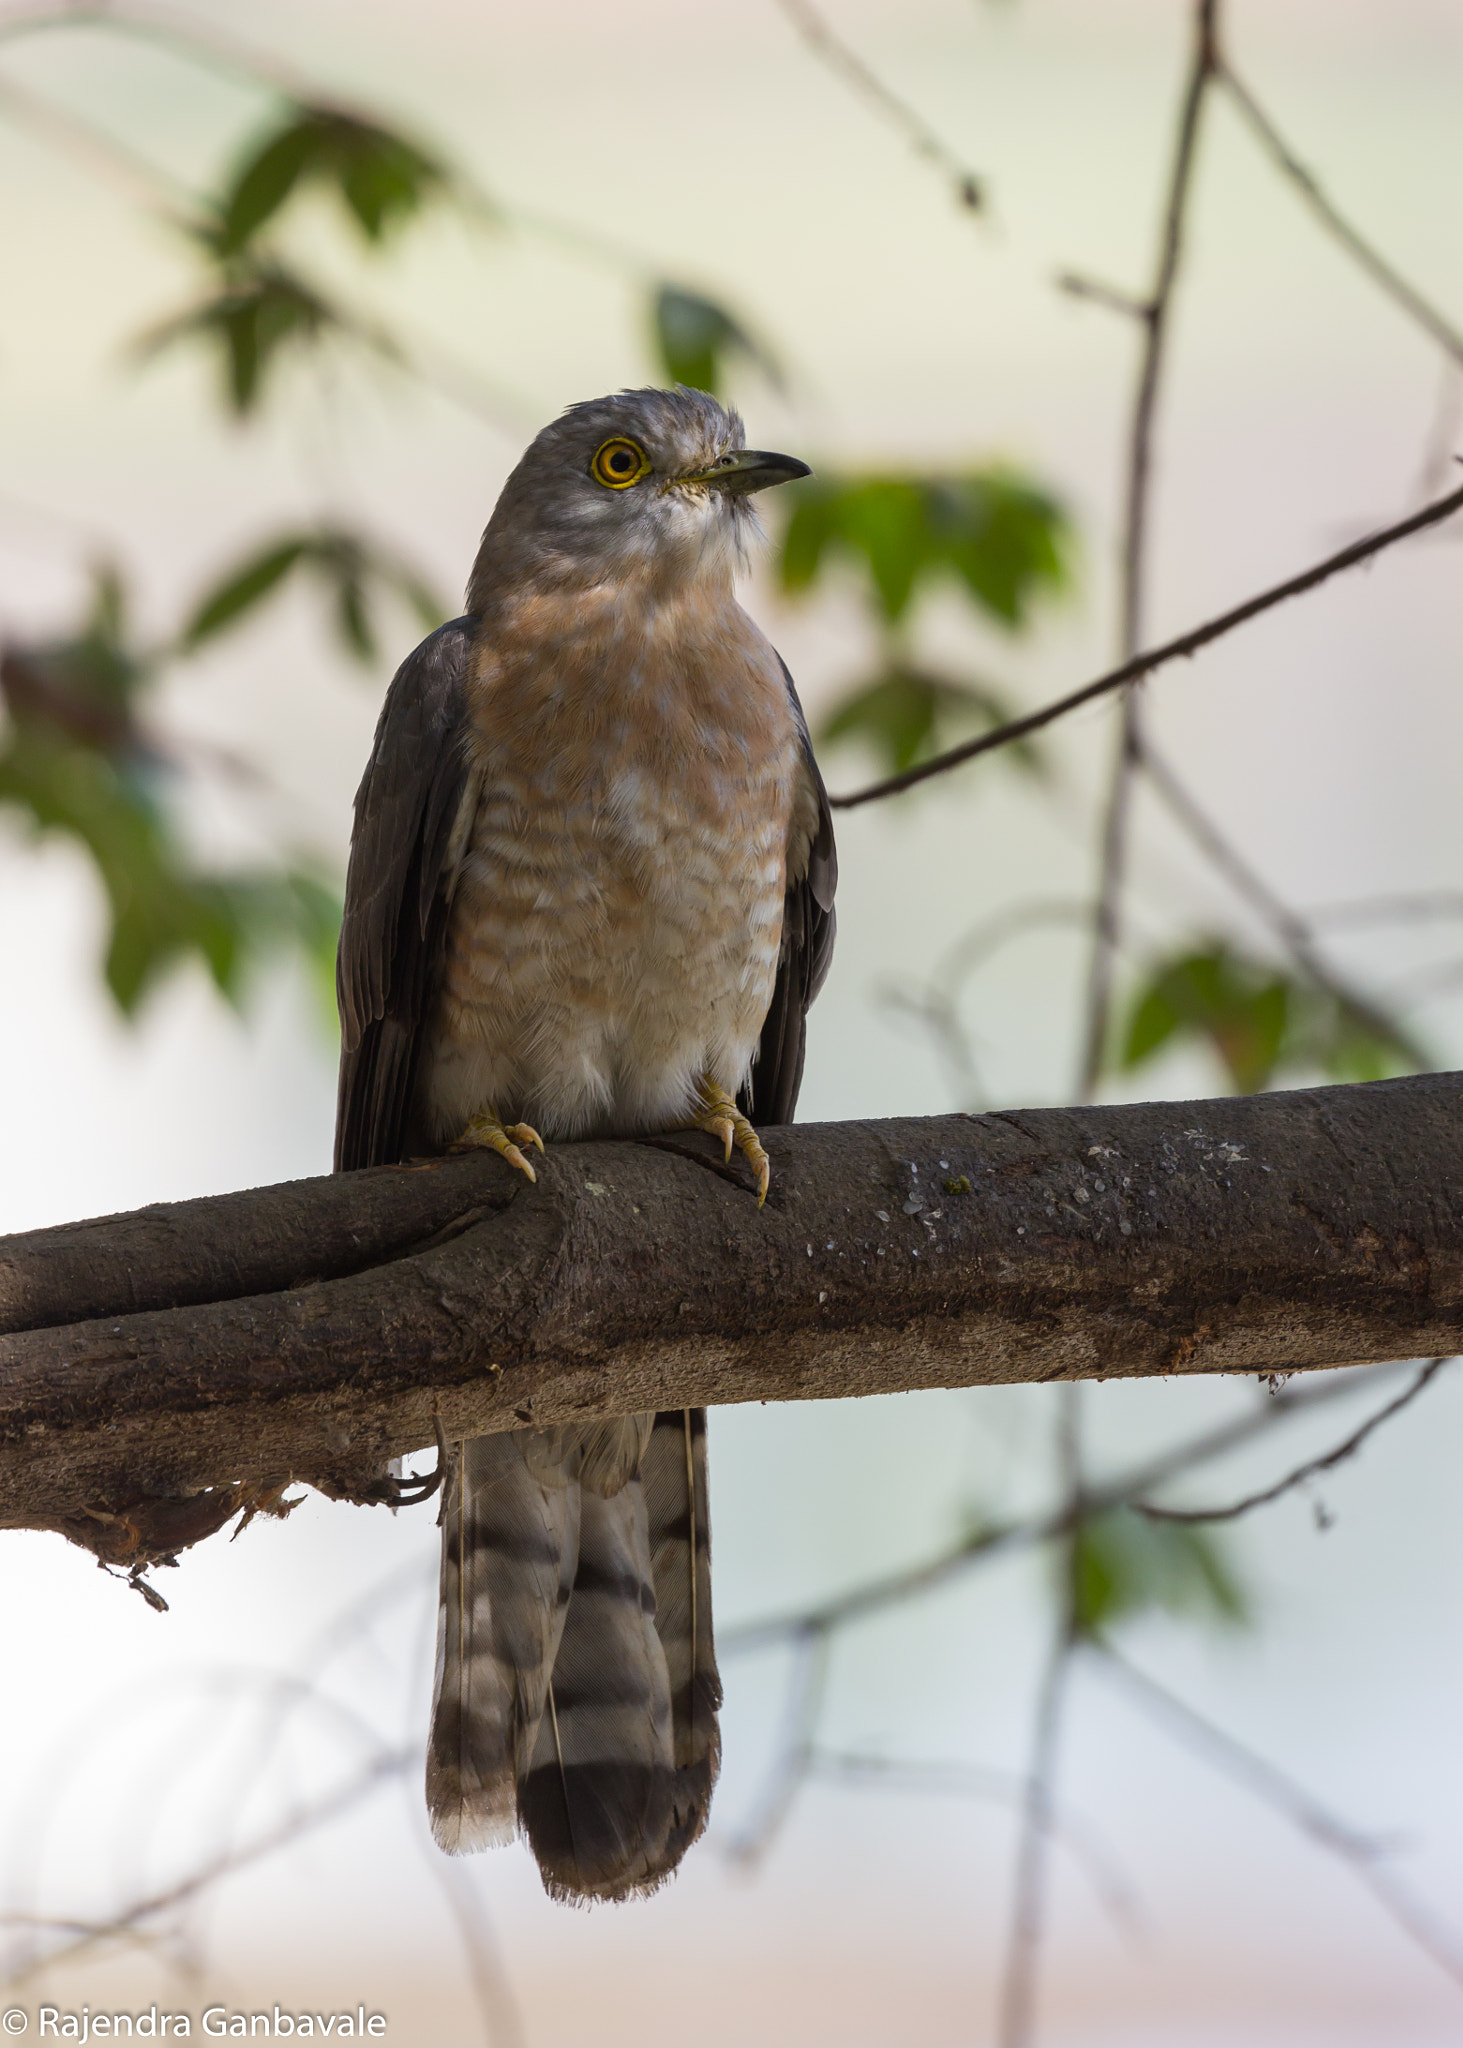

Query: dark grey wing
[334,616,476,1172]
[743,656,838,1128]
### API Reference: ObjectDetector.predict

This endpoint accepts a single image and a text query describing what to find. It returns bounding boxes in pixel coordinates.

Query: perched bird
[333,387,837,1902]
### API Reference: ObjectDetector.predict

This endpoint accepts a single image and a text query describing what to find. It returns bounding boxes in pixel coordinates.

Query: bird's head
[467,387,809,611]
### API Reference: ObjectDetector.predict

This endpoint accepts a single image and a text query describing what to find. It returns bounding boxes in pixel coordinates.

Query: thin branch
[719,1362,1417,1656]
[410,1801,524,2048]
[774,0,983,211]
[1306,891,1463,932]
[2,1748,412,1987]
[0,63,197,214]
[1217,61,1463,370]
[1414,361,1463,503]
[1091,1643,1463,1993]
[1056,271,1152,321]
[808,1751,1143,1938]
[722,1628,831,1867]
[996,1386,1083,2048]
[1138,1356,1451,1525]
[1078,0,1218,1097]
[1135,734,1428,1065]
[828,476,1463,809]
[0,0,316,99]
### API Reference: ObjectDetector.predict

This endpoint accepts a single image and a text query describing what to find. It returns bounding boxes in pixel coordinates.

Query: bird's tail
[426,1429,581,1854]
[426,1411,721,1900]
[643,1408,722,1864]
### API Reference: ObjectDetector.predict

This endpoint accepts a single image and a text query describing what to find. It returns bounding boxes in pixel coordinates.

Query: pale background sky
[2,2,1462,2044]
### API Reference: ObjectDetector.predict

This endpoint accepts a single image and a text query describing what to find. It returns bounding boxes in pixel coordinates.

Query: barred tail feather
[518,1479,676,1902]
[427,1430,581,1855]
[642,1407,722,1867]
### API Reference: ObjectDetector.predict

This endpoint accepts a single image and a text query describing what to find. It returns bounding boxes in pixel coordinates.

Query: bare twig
[818,1750,1144,1937]
[828,477,1463,809]
[2,1747,412,1987]
[1056,272,1152,321]
[719,1362,1416,1657]
[722,1628,831,1867]
[0,0,316,99]
[1091,1643,1463,1992]
[996,1386,1083,2048]
[1135,734,1428,1064]
[1217,61,1463,370]
[1078,0,1219,1097]
[0,63,197,214]
[1138,1356,1451,1525]
[410,1804,524,2048]
[774,0,983,211]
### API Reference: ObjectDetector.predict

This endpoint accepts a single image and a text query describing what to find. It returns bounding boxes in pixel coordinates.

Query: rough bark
[2,1074,1460,1563]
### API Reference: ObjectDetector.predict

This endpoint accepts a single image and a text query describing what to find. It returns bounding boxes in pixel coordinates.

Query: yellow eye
[591,436,651,489]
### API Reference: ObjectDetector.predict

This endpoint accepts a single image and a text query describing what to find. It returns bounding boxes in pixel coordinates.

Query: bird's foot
[451,1110,545,1183]
[677,1079,770,1207]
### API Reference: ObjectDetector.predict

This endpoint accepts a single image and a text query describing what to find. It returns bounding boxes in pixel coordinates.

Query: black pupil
[609,448,633,473]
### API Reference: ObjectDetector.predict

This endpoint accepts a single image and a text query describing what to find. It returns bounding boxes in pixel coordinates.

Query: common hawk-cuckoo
[334,387,837,1902]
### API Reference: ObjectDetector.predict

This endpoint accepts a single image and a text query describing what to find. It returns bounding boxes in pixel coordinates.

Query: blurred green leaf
[0,573,344,1016]
[1070,1507,1249,1639]
[778,470,1069,628]
[1119,941,1420,1093]
[217,104,453,254]
[817,664,1043,778]
[651,285,782,397]
[137,261,339,415]
[180,528,444,665]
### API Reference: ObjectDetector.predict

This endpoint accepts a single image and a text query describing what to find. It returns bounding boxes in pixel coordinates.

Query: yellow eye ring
[591,436,651,489]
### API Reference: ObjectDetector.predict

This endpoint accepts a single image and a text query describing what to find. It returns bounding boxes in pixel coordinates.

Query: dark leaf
[217,118,319,254]
[777,470,1069,628]
[651,285,783,397]
[818,665,1043,778]
[180,543,308,648]
[177,528,444,666]
[217,104,452,256]
[137,263,338,415]
[1119,941,1420,1094]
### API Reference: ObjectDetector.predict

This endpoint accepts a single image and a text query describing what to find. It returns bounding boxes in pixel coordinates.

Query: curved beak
[685,448,812,495]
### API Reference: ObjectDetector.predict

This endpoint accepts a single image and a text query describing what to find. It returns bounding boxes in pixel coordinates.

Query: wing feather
[743,655,838,1127]
[334,616,476,1172]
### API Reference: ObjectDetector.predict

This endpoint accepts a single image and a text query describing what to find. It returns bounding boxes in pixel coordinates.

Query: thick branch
[2,1074,1463,1554]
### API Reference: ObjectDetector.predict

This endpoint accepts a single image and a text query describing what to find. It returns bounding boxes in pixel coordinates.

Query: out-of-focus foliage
[817,664,1043,779]
[1070,1507,1250,1640]
[1119,941,1420,1094]
[0,568,339,1014]
[778,471,1069,626]
[138,257,344,416]
[215,103,454,254]
[139,97,465,416]
[181,528,444,666]
[650,285,783,398]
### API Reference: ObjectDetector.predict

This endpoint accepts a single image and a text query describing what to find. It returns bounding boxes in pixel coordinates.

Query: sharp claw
[508,1123,545,1156]
[503,1145,536,1182]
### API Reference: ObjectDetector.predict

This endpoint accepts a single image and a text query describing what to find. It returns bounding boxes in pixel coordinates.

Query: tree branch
[773,0,984,211]
[1217,60,1463,370]
[827,477,1463,809]
[1077,0,1218,1096]
[4,1074,1463,1559]
[1136,1354,1451,1525]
